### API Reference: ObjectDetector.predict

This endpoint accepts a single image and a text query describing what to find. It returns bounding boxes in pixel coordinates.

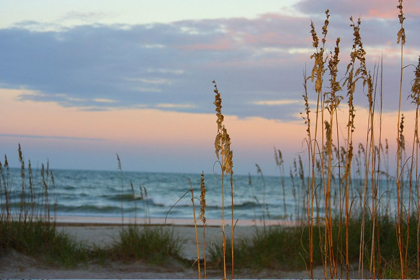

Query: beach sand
[0,217,365,279]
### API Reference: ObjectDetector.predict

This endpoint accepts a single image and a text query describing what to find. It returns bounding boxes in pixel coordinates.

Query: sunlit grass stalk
[213,81,226,279]
[291,161,298,219]
[130,183,137,223]
[325,36,342,278]
[230,173,234,279]
[189,179,201,279]
[0,156,10,221]
[359,74,371,279]
[314,157,323,271]
[301,69,315,277]
[247,173,258,225]
[371,58,385,278]
[344,15,376,277]
[333,117,343,279]
[144,187,150,224]
[28,160,35,220]
[384,139,391,216]
[409,55,420,275]
[41,163,50,222]
[139,186,145,222]
[396,0,406,277]
[213,80,234,279]
[369,60,381,279]
[200,172,207,278]
[18,144,26,222]
[51,171,57,230]
[397,114,407,277]
[117,154,124,226]
[256,163,267,234]
[309,10,330,277]
[410,56,420,275]
[342,17,359,277]
[274,148,287,219]
[298,155,305,221]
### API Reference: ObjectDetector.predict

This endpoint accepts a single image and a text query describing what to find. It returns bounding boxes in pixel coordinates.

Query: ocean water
[1,168,405,221]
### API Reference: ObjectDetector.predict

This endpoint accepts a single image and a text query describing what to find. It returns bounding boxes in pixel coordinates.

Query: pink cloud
[175,13,310,53]
[225,14,309,48]
[366,1,420,19]
[178,37,234,51]
[295,0,420,20]
[242,31,306,47]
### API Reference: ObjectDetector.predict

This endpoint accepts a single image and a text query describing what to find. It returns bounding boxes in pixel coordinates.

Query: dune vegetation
[1,1,420,279]
[198,1,420,279]
[0,146,184,268]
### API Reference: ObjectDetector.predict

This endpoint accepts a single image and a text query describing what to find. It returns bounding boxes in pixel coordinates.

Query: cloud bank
[0,0,419,121]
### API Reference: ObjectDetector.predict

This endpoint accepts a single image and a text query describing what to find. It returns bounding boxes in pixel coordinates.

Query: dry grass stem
[189,179,201,279]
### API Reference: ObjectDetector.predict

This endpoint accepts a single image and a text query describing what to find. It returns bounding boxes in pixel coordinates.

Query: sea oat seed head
[200,172,206,224]
[397,0,406,45]
[410,56,420,105]
[18,144,23,162]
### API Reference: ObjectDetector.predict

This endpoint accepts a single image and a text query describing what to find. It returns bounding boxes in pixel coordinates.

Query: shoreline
[52,215,301,227]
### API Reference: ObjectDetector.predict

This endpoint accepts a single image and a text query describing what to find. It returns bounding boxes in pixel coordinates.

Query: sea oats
[199,172,206,224]
[212,80,235,279]
[397,0,406,45]
[199,172,207,278]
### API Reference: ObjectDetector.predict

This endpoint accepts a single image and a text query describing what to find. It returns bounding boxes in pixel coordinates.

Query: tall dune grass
[2,1,420,279]
[213,80,235,279]
[209,2,419,279]
[0,150,185,268]
[0,146,89,267]
[293,2,420,278]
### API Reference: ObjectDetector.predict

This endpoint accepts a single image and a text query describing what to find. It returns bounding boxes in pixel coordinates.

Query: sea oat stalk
[213,80,234,279]
[189,179,201,279]
[200,172,207,278]
[396,1,406,277]
[412,56,420,276]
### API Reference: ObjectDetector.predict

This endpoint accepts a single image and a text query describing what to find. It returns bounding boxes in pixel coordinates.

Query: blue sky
[0,0,419,175]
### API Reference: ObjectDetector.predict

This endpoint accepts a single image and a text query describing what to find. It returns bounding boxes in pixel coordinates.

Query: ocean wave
[103,193,152,202]
[54,204,122,213]
[150,196,260,209]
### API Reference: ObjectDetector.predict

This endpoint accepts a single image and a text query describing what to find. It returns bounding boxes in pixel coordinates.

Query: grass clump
[0,220,89,267]
[209,215,419,278]
[0,146,90,268]
[111,156,184,265]
[110,224,184,265]
[210,229,306,271]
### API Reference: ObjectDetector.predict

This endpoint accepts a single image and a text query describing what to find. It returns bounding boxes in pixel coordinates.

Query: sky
[0,0,419,176]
